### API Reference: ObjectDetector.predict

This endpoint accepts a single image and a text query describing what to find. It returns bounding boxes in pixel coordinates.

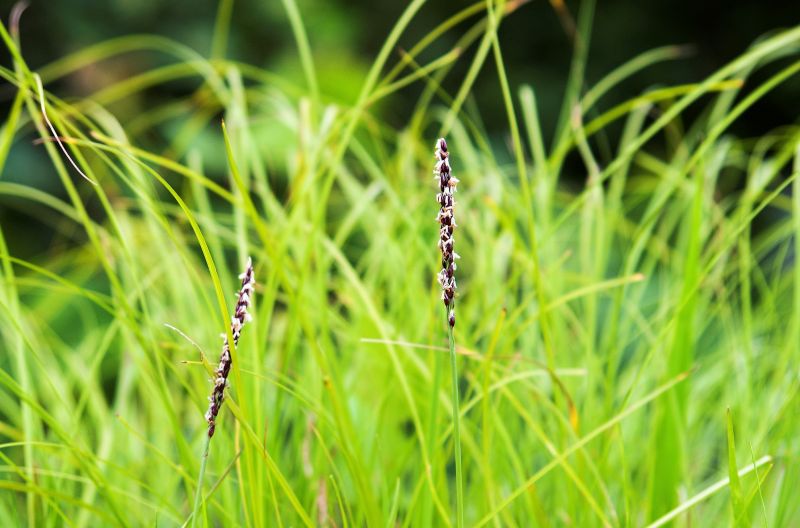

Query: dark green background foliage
[3,0,799,256]
[6,0,799,135]
[2,0,798,262]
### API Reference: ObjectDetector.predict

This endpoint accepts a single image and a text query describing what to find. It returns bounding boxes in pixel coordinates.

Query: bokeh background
[4,0,800,139]
[2,0,799,259]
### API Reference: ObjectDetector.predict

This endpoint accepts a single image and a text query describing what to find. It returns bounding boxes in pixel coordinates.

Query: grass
[1,1,800,526]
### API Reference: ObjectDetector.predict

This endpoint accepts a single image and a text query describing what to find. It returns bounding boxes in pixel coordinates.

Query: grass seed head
[435,138,459,327]
[205,257,255,438]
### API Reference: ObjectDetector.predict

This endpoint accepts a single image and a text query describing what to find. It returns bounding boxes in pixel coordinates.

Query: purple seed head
[434,138,458,328]
[205,257,255,438]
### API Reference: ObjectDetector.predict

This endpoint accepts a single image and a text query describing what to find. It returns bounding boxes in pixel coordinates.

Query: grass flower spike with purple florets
[205,257,255,438]
[435,137,460,328]
[435,137,464,528]
[192,257,256,526]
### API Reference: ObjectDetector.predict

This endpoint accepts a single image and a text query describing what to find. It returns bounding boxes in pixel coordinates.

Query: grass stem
[448,311,464,528]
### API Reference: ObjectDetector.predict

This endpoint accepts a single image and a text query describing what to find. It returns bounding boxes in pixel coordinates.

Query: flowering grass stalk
[191,257,255,526]
[435,138,464,528]
[205,257,256,438]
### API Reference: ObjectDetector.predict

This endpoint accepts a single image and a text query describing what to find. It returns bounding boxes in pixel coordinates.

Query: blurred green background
[4,0,799,135]
[2,0,799,272]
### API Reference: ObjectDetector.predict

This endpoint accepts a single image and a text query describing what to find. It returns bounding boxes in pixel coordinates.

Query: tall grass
[1,1,799,526]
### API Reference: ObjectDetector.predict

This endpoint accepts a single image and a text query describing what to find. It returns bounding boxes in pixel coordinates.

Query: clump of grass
[1,3,800,527]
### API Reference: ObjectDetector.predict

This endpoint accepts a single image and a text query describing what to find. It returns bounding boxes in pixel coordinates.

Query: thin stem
[191,435,211,528]
[447,308,464,528]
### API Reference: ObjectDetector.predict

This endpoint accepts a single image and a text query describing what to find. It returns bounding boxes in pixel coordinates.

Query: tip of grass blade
[506,0,532,11]
[10,1,30,39]
[34,73,97,185]
[671,44,697,58]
